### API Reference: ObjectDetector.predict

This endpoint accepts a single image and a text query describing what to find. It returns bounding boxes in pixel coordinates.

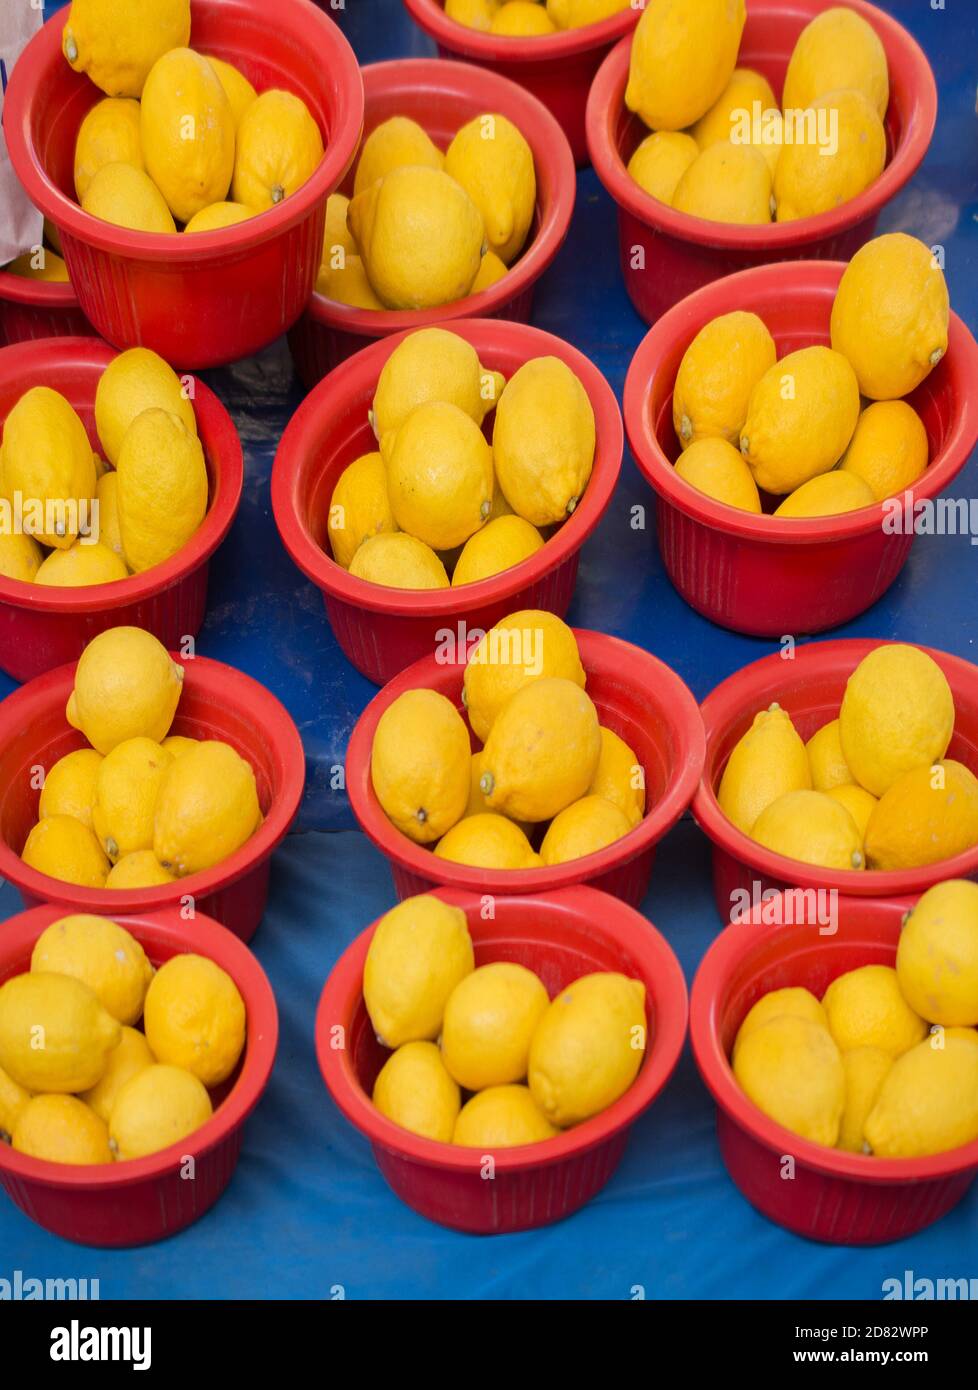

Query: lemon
[117,408,209,573]
[0,534,44,583]
[825,784,877,840]
[144,953,245,1086]
[349,532,449,589]
[0,972,120,1092]
[822,964,927,1058]
[81,162,177,233]
[840,401,929,503]
[838,643,954,798]
[62,0,191,98]
[865,1037,978,1158]
[625,0,745,131]
[93,476,125,561]
[775,90,885,223]
[489,2,556,34]
[455,1084,558,1144]
[154,740,261,877]
[493,356,595,526]
[673,311,777,450]
[587,726,645,828]
[74,97,144,202]
[782,7,889,119]
[774,471,876,519]
[183,201,254,233]
[0,1064,31,1140]
[435,813,541,869]
[322,193,357,262]
[548,0,630,25]
[540,795,632,865]
[471,249,508,293]
[36,541,129,587]
[452,515,543,586]
[674,437,762,512]
[363,894,474,1048]
[529,971,645,1126]
[13,1094,112,1165]
[732,987,828,1064]
[91,736,172,863]
[441,962,549,1091]
[371,327,505,449]
[315,254,385,309]
[81,1025,156,1124]
[940,1027,978,1047]
[692,68,780,170]
[464,612,586,742]
[733,1014,845,1146]
[837,1047,893,1154]
[864,760,978,872]
[1,386,96,550]
[371,690,470,843]
[109,1063,213,1160]
[349,166,486,311]
[205,56,257,130]
[717,703,811,835]
[162,735,198,758]
[39,748,103,830]
[327,452,395,570]
[372,1041,460,1142]
[481,677,601,823]
[5,249,70,283]
[805,719,851,792]
[897,881,978,1027]
[445,114,535,266]
[740,346,860,495]
[673,142,772,225]
[447,0,501,30]
[627,130,699,204]
[30,914,154,1026]
[22,816,111,888]
[751,789,865,870]
[106,850,176,889]
[95,346,197,468]
[385,401,494,551]
[353,117,444,198]
[66,627,184,755]
[232,89,324,211]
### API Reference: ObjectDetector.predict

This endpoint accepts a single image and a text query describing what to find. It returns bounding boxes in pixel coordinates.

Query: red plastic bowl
[586,0,937,324]
[691,891,978,1244]
[402,0,639,166]
[0,653,305,943]
[346,629,705,906]
[0,269,89,346]
[273,318,622,685]
[2,0,364,369]
[0,336,243,683]
[317,884,688,1234]
[286,58,575,387]
[623,261,978,636]
[694,638,978,923]
[0,903,277,1247]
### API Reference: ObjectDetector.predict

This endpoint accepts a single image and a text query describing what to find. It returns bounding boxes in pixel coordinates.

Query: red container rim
[0,267,80,309]
[272,317,623,614]
[694,637,978,895]
[2,0,364,262]
[301,58,576,335]
[0,336,243,613]
[690,891,978,1184]
[316,883,689,1172]
[346,629,706,892]
[623,260,978,544]
[402,0,639,64]
[0,653,305,913]
[585,0,938,252]
[0,903,277,1189]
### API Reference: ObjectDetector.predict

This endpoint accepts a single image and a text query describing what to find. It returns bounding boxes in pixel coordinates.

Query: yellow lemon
[39,748,103,830]
[315,253,385,308]
[109,1063,213,1160]
[363,894,474,1047]
[92,736,172,863]
[454,1084,558,1144]
[627,130,699,204]
[452,515,543,586]
[0,533,44,582]
[349,532,449,589]
[838,1046,893,1154]
[0,1064,31,1139]
[774,470,876,518]
[95,346,197,467]
[444,113,535,265]
[327,452,396,570]
[322,192,357,262]
[13,1094,112,1165]
[0,972,120,1092]
[30,914,154,1025]
[840,401,929,502]
[183,201,254,233]
[864,760,978,872]
[540,795,631,865]
[154,740,261,876]
[481,677,601,822]
[692,68,780,173]
[232,89,324,211]
[463,609,585,742]
[897,880,978,1027]
[35,541,128,587]
[447,0,501,30]
[81,1025,156,1124]
[434,813,541,869]
[733,1014,845,1146]
[732,987,829,1064]
[372,328,505,450]
[81,161,177,233]
[204,56,257,130]
[441,962,550,1090]
[116,408,209,573]
[782,7,889,119]
[492,356,594,526]
[94,473,127,559]
[673,142,773,225]
[161,735,198,758]
[470,249,508,293]
[489,2,557,34]
[865,1037,978,1158]
[774,89,885,223]
[1,386,96,550]
[822,964,928,1057]
[372,1041,460,1142]
[371,690,470,843]
[353,117,444,198]
[106,850,176,889]
[625,0,745,131]
[750,789,865,870]
[825,784,877,840]
[717,703,811,835]
[806,719,852,792]
[66,627,184,755]
[62,0,191,98]
[22,816,111,888]
[144,953,245,1086]
[587,726,645,828]
[673,311,777,449]
[5,248,70,282]
[674,437,762,512]
[385,401,495,551]
[74,97,144,202]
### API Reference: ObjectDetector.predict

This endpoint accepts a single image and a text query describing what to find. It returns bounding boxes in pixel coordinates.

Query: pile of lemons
[329,329,595,589]
[718,643,978,874]
[446,0,631,38]
[370,612,645,868]
[0,347,208,588]
[364,893,646,1146]
[317,112,535,312]
[625,2,889,226]
[733,880,978,1158]
[21,627,262,891]
[669,233,947,518]
[0,914,245,1165]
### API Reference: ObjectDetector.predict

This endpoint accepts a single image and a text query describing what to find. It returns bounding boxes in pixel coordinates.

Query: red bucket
[402,0,639,167]
[345,629,705,907]
[317,884,688,1234]
[690,892,978,1244]
[0,903,277,1247]
[0,336,243,683]
[0,653,305,943]
[0,270,89,346]
[622,261,978,636]
[2,0,364,369]
[586,0,937,324]
[273,318,622,685]
[286,58,575,387]
[694,638,978,923]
